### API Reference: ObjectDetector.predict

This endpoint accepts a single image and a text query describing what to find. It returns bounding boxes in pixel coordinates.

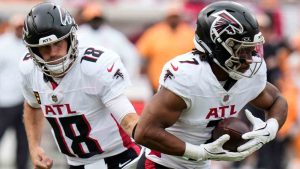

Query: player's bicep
[250,82,280,110]
[142,87,187,128]
[23,101,43,126]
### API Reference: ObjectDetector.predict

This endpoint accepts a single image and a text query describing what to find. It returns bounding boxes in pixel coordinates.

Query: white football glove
[184,134,260,162]
[237,109,279,152]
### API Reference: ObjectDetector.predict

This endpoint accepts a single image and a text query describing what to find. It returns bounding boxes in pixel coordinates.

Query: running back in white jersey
[145,51,267,169]
[19,46,137,165]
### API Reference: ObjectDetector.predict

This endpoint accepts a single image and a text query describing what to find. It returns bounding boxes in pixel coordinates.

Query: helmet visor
[234,41,264,62]
[223,34,264,79]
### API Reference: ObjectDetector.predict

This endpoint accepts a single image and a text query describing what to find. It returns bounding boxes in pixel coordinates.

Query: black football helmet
[194,1,264,80]
[23,2,78,77]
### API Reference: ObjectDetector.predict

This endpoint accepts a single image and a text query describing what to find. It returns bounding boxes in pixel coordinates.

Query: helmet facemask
[27,27,78,78]
[214,32,265,80]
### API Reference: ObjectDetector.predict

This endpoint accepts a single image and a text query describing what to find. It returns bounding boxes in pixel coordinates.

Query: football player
[133,1,288,169]
[20,2,140,169]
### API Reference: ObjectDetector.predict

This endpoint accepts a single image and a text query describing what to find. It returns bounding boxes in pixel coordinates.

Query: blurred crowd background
[1,0,300,169]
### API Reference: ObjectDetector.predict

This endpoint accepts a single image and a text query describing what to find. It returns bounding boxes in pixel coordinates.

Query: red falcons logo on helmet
[210,10,244,43]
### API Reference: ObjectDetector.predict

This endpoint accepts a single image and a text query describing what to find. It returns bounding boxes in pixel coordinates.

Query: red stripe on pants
[145,158,156,169]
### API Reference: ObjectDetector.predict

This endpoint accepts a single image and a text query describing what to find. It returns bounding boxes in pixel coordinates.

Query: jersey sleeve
[158,55,200,109]
[19,53,40,108]
[249,60,268,100]
[104,94,136,124]
[80,47,132,104]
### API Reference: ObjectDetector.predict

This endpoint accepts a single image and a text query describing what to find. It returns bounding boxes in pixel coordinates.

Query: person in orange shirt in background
[136,6,194,92]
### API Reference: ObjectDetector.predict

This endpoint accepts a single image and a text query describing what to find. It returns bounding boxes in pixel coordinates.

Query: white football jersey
[19,46,136,165]
[145,52,267,169]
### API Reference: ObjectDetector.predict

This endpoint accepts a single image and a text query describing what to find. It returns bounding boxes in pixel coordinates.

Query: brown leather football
[212,117,251,152]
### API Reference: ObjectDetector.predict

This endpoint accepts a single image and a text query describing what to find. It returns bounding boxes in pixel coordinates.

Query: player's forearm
[23,102,44,149]
[134,125,185,156]
[266,95,288,129]
[120,113,139,137]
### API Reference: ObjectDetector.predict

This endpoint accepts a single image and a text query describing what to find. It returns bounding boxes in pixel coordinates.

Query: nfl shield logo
[221,94,230,105]
[223,94,230,102]
[48,91,63,104]
[52,95,58,102]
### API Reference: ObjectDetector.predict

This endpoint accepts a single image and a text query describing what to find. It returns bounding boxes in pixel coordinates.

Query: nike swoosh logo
[118,159,131,168]
[107,63,115,72]
[171,63,178,71]
[204,148,226,155]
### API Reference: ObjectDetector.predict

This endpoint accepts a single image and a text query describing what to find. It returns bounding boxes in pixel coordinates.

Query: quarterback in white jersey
[134,1,288,169]
[20,2,140,169]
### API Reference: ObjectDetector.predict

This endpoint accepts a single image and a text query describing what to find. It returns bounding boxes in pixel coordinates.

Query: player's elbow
[134,124,145,144]
[274,94,288,115]
[279,95,288,122]
[134,123,152,145]
[282,95,288,110]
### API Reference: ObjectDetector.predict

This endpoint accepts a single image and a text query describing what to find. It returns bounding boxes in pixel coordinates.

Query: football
[212,117,251,152]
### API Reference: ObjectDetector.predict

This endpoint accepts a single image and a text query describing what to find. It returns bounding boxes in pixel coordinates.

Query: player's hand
[237,109,279,152]
[184,134,258,162]
[30,146,53,169]
[200,134,258,161]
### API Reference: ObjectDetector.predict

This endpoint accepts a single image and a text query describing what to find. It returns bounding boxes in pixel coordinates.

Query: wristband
[183,142,204,161]
[131,123,138,139]
[267,118,279,137]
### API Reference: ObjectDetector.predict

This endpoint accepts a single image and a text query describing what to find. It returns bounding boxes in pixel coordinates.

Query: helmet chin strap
[212,58,243,80]
[193,36,214,58]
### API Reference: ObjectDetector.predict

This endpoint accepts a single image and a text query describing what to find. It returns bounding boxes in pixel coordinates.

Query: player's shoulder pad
[79,46,121,76]
[251,59,267,87]
[19,52,35,75]
[255,59,267,76]
[163,52,202,78]
[161,52,204,88]
[160,52,205,98]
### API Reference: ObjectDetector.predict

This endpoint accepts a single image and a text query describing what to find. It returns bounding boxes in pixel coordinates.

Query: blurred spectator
[0,14,9,35]
[258,0,283,38]
[283,32,300,163]
[257,12,283,88]
[0,14,29,169]
[136,6,194,92]
[76,2,141,79]
[183,0,207,24]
